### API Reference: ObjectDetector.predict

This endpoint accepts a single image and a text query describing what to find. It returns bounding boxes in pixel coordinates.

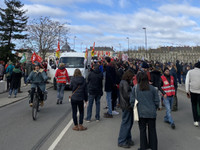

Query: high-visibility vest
[57,70,67,83]
[161,75,175,96]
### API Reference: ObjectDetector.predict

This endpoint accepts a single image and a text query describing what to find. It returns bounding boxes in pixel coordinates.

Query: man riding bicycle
[27,62,48,107]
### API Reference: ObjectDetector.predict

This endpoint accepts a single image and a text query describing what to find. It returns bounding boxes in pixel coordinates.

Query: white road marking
[48,119,73,150]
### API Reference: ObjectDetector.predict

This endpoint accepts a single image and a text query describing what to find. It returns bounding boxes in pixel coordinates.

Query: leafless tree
[25,16,69,60]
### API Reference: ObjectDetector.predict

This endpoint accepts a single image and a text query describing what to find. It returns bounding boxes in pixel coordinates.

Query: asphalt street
[0,88,200,150]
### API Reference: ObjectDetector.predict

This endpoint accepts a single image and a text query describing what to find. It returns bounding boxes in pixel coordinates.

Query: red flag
[108,52,111,56]
[31,52,43,64]
[31,52,37,64]
[56,41,60,58]
[85,48,88,59]
[106,51,108,55]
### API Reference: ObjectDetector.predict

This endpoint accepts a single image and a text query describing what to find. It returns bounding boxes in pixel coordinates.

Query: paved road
[0,88,200,150]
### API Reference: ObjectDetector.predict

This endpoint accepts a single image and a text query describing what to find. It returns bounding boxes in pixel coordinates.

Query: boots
[79,124,87,131]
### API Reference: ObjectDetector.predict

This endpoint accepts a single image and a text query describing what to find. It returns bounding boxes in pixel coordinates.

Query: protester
[85,64,103,122]
[130,72,159,150]
[176,60,182,85]
[185,61,200,127]
[0,61,4,81]
[118,70,135,148]
[6,62,14,91]
[27,62,48,107]
[104,57,116,118]
[70,69,88,131]
[168,63,178,111]
[8,64,22,98]
[55,63,70,104]
[161,67,176,129]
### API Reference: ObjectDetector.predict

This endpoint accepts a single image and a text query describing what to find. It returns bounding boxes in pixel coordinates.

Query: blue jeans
[118,109,133,145]
[106,92,112,115]
[9,88,18,96]
[57,83,65,101]
[86,94,101,120]
[182,75,186,84]
[163,96,174,124]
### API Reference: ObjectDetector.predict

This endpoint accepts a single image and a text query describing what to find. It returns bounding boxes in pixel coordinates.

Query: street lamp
[142,27,147,51]
[74,36,76,51]
[119,43,121,51]
[58,25,62,42]
[81,42,83,52]
[126,37,129,55]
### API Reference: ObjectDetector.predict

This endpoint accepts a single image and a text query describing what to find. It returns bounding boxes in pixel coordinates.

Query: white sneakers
[194,122,199,127]
[112,110,119,115]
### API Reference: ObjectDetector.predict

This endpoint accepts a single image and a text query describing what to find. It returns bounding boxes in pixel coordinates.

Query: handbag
[134,85,139,121]
[69,85,80,102]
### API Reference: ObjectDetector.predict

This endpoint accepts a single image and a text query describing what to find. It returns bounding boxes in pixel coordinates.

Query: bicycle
[28,82,48,120]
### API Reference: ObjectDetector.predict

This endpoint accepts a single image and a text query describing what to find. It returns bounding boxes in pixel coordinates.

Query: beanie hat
[194,61,200,68]
[142,62,149,69]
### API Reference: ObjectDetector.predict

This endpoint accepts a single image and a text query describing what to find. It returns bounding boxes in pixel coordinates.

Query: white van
[47,52,89,90]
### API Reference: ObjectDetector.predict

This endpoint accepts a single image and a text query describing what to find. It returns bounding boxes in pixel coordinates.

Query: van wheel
[53,78,57,90]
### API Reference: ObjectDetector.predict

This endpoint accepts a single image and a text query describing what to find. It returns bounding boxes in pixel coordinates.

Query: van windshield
[59,57,84,68]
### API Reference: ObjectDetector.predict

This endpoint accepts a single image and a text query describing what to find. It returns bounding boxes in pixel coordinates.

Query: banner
[31,52,43,64]
[20,53,26,63]
[91,42,95,57]
[122,54,129,61]
[56,41,60,58]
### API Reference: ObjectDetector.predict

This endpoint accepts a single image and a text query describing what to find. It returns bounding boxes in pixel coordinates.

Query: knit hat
[163,67,169,72]
[194,61,200,68]
[142,62,149,69]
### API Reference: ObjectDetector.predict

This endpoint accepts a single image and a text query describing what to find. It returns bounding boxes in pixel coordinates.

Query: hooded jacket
[88,68,103,96]
[70,76,88,101]
[55,67,70,84]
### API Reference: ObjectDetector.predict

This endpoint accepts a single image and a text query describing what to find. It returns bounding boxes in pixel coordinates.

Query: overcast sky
[1,0,200,52]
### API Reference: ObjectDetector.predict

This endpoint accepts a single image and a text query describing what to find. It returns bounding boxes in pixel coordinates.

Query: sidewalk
[0,83,53,108]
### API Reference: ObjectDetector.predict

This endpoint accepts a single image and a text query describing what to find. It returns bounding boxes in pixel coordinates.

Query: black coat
[88,68,103,96]
[105,64,116,92]
[119,80,132,111]
[70,76,88,101]
[150,69,161,88]
[10,68,22,89]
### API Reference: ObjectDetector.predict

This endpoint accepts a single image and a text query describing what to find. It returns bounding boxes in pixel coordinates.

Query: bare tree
[25,16,69,60]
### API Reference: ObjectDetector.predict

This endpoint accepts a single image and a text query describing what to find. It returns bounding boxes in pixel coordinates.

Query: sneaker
[8,95,11,98]
[112,110,119,115]
[79,124,87,131]
[72,125,79,131]
[14,95,16,98]
[40,101,44,107]
[29,103,33,107]
[104,113,113,118]
[194,122,199,127]
[57,100,59,105]
[171,123,176,129]
[118,144,130,148]
[96,120,100,122]
[60,101,62,104]
[85,120,91,123]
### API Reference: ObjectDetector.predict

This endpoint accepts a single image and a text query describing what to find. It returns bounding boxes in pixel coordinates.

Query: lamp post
[58,25,62,42]
[126,37,129,56]
[74,36,76,51]
[81,42,83,52]
[119,43,121,51]
[142,27,147,51]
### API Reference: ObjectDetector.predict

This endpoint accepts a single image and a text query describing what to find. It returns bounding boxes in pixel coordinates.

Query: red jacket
[161,75,175,96]
[55,68,70,84]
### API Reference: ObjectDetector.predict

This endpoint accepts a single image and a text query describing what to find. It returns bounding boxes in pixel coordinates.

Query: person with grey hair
[55,63,70,104]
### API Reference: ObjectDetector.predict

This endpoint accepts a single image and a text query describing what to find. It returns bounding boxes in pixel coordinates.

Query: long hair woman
[118,70,135,148]
[70,69,88,131]
[130,72,159,150]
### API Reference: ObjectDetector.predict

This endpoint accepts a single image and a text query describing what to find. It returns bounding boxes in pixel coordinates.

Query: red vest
[161,75,175,96]
[56,69,68,84]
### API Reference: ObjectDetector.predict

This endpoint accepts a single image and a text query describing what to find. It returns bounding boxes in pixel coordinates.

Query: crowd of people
[0,57,200,150]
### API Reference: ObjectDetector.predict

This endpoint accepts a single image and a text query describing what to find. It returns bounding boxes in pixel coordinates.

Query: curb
[0,85,53,108]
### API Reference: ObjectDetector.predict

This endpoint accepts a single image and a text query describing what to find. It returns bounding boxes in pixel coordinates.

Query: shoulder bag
[69,85,80,102]
[134,85,139,121]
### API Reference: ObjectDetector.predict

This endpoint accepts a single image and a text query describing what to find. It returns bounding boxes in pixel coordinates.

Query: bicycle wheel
[32,94,39,120]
